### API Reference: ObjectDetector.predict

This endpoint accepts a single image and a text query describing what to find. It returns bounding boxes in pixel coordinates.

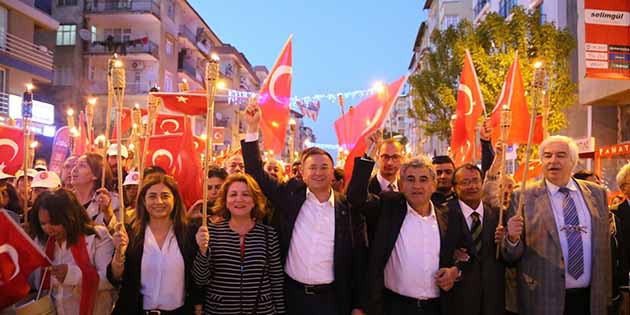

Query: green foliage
[410,7,577,141]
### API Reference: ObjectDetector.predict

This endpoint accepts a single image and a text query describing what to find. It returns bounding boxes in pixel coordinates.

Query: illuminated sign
[8,94,55,125]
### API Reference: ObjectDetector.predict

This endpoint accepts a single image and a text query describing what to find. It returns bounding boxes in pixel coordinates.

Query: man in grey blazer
[502,135,611,315]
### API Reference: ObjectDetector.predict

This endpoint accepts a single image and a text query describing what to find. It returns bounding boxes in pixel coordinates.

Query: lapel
[531,180,561,249]
[436,204,448,243]
[575,179,602,256]
[287,182,308,234]
[385,196,408,257]
[333,192,349,271]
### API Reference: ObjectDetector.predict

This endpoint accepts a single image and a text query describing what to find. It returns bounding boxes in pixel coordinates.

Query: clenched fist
[196,225,210,256]
[507,215,524,243]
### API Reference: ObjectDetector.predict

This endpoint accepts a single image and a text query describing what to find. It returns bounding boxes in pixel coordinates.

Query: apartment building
[0,0,58,137]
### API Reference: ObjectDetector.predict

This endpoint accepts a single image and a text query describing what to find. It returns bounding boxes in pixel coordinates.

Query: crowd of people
[0,100,626,315]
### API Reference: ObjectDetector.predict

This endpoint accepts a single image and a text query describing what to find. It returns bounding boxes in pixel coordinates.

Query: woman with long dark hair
[194,173,285,314]
[29,189,115,314]
[0,181,22,222]
[108,173,201,314]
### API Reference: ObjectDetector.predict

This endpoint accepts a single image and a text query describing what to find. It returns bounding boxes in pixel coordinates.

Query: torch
[131,104,143,171]
[67,108,77,154]
[516,61,547,217]
[140,87,161,183]
[86,97,96,150]
[202,54,220,227]
[111,57,126,224]
[496,104,511,259]
[22,83,33,222]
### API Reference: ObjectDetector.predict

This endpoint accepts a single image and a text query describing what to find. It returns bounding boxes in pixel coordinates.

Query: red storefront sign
[584,0,630,79]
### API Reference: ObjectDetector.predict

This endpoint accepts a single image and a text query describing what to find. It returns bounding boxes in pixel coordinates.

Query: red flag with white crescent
[258,35,292,155]
[153,91,207,116]
[451,50,485,165]
[337,76,408,186]
[0,125,24,175]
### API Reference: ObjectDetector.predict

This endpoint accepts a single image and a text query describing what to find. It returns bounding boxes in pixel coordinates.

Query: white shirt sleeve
[244,132,259,142]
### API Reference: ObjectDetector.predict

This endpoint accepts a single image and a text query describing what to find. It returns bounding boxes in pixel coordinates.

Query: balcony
[499,0,516,17]
[85,0,160,19]
[474,0,490,18]
[178,26,197,46]
[88,81,153,95]
[178,58,197,80]
[0,92,8,115]
[0,29,54,81]
[85,40,159,60]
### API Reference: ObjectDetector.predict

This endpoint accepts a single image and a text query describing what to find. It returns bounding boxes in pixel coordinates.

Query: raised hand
[507,215,524,243]
[196,225,210,256]
[244,98,261,133]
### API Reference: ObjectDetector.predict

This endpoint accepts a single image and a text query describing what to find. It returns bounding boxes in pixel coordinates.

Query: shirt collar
[376,172,397,191]
[406,201,436,218]
[458,199,484,220]
[306,187,335,207]
[545,178,578,195]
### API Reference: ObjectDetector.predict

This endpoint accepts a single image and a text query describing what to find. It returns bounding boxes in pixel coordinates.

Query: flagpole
[517,61,546,218]
[22,84,33,223]
[202,54,220,228]
[141,88,160,184]
[337,94,348,151]
[102,57,115,189]
[496,105,511,259]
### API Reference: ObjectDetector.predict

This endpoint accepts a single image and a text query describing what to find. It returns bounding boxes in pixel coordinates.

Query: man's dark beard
[436,186,452,194]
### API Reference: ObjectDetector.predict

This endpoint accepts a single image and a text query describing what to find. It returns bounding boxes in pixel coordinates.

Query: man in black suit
[431,155,456,206]
[348,154,472,315]
[368,138,403,195]
[241,102,367,315]
[448,163,506,315]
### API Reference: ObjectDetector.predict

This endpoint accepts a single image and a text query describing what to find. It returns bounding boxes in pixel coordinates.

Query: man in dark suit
[368,138,403,195]
[448,163,505,315]
[502,135,611,315]
[241,102,367,315]
[348,154,472,315]
[431,155,456,206]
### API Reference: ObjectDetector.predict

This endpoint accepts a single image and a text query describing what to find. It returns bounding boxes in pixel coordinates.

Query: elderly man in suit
[367,138,404,195]
[502,135,611,315]
[241,102,367,315]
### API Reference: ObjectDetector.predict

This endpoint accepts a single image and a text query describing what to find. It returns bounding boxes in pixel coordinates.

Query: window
[0,68,6,114]
[0,6,6,50]
[56,24,76,46]
[166,38,174,56]
[134,71,141,82]
[90,26,96,43]
[442,15,459,29]
[164,71,173,92]
[104,28,131,43]
[54,66,73,86]
[87,64,95,81]
[499,0,516,17]
[58,0,77,6]
[166,0,175,20]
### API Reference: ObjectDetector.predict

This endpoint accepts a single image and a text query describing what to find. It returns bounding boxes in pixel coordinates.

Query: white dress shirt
[285,188,336,285]
[141,226,185,310]
[385,202,441,299]
[458,200,484,231]
[377,172,398,192]
[50,226,115,315]
[545,179,592,289]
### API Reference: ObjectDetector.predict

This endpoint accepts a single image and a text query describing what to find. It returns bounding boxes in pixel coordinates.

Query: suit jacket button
[342,211,347,215]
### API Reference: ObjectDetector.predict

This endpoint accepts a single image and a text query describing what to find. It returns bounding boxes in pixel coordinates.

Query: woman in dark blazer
[194,173,285,315]
[107,173,201,314]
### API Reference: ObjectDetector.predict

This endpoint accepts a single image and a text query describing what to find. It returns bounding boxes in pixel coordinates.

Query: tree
[409,7,576,142]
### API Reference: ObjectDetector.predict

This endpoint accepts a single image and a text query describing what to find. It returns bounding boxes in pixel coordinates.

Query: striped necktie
[471,211,482,254]
[559,187,584,280]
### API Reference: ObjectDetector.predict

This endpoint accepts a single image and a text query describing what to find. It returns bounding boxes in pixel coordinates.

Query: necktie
[388,183,396,192]
[471,211,482,254]
[558,187,584,280]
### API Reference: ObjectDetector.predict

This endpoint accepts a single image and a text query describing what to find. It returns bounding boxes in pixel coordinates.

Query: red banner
[49,126,71,174]
[585,0,630,79]
[0,125,24,175]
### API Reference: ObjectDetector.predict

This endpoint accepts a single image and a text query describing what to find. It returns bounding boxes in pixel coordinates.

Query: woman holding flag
[29,189,115,315]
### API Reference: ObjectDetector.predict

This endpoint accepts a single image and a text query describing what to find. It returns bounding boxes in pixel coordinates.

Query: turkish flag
[0,211,51,308]
[174,125,203,208]
[154,114,189,135]
[0,125,24,175]
[153,91,207,116]
[336,76,408,186]
[490,51,544,145]
[451,50,485,165]
[73,111,88,156]
[138,134,181,174]
[111,108,137,139]
[257,35,292,155]
[514,159,543,183]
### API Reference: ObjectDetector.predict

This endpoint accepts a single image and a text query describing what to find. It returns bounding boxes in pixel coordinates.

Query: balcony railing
[85,40,159,59]
[0,92,8,115]
[0,29,54,73]
[88,81,153,95]
[85,0,160,17]
[474,0,489,18]
[178,58,197,79]
[178,26,197,45]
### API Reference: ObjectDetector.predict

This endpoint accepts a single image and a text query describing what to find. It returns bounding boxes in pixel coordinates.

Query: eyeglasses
[379,154,402,162]
[455,178,482,186]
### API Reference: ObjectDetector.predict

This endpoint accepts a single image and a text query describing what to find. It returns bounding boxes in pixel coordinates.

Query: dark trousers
[564,287,590,315]
[285,276,338,315]
[384,289,441,315]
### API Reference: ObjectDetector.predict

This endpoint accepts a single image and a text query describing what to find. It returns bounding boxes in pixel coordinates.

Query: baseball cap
[31,171,62,189]
[123,171,140,186]
[107,144,129,159]
[0,169,14,180]
[15,169,38,180]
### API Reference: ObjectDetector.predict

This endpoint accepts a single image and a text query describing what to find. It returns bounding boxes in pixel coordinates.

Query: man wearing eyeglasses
[501,135,610,315]
[447,163,506,315]
[368,138,404,195]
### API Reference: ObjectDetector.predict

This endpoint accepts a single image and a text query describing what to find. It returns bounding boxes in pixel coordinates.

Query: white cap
[15,169,38,179]
[31,171,61,189]
[107,144,129,159]
[123,171,140,186]
[0,169,14,180]
[34,164,47,172]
